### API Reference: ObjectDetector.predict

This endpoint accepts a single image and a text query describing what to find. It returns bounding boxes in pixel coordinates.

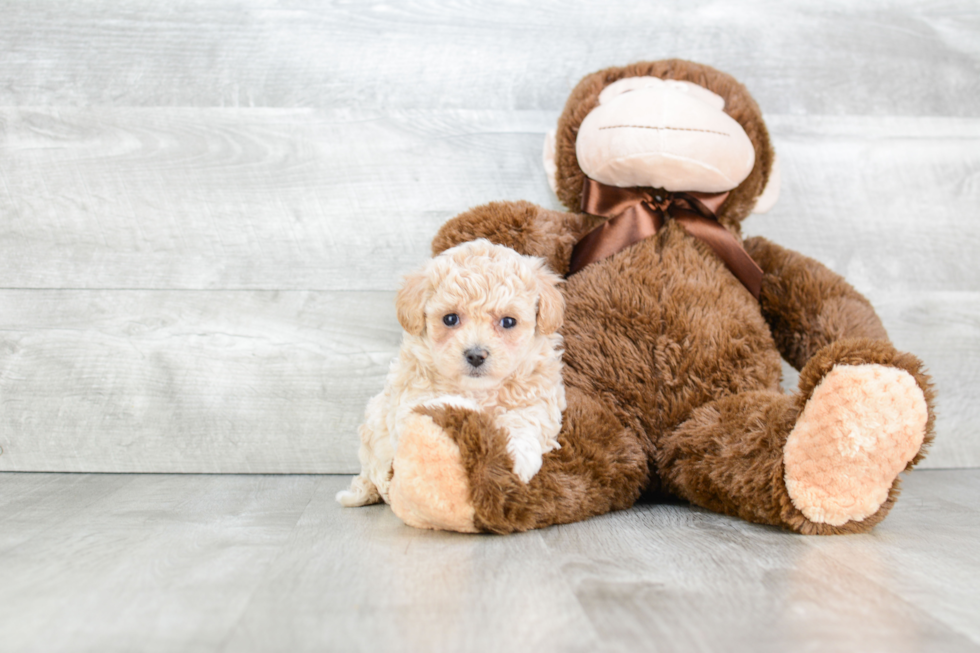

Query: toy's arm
[744,236,890,371]
[431,200,593,276]
[389,386,647,534]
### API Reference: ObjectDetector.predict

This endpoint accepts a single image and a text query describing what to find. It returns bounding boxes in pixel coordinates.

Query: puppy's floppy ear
[534,263,565,335]
[396,269,431,336]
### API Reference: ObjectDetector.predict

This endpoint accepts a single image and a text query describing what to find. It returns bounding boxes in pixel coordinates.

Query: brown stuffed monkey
[385,59,935,535]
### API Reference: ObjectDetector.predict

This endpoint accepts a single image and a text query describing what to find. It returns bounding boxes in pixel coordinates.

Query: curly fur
[336,239,567,507]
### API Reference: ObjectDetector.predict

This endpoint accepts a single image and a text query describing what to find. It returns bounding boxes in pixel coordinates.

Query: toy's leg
[658,338,935,534]
[388,387,649,533]
[387,410,480,532]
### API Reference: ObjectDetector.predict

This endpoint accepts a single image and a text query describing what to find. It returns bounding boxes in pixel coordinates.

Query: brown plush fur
[431,200,593,277]
[422,386,648,533]
[746,237,890,370]
[418,60,936,534]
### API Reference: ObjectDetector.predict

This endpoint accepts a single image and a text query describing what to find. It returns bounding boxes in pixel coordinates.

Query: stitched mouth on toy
[597,124,731,137]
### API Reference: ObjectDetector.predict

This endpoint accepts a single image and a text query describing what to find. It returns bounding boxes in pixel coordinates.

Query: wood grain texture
[0,107,555,290]
[0,471,977,652]
[0,290,400,473]
[543,468,980,651]
[0,0,977,472]
[1,111,976,291]
[222,476,600,653]
[0,473,136,552]
[745,116,980,294]
[0,288,972,472]
[0,1,977,116]
[545,508,980,653]
[872,291,980,469]
[801,470,980,648]
[0,473,318,653]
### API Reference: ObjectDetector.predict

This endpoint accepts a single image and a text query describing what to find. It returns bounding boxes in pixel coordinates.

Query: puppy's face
[396,240,563,389]
[425,281,538,388]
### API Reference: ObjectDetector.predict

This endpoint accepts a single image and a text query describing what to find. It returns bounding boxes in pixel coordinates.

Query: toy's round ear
[534,263,564,335]
[751,153,781,214]
[543,130,558,196]
[396,269,431,336]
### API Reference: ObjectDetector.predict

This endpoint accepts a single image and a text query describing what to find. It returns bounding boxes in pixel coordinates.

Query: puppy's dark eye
[501,317,517,329]
[443,314,459,327]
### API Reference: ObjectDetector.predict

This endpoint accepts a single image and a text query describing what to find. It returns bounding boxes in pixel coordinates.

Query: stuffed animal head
[396,239,564,389]
[543,60,779,228]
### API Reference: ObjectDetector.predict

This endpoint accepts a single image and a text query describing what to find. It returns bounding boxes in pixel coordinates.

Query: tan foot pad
[389,414,478,533]
[784,364,928,526]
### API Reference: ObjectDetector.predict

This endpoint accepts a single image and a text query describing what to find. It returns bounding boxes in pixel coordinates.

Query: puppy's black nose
[465,347,489,368]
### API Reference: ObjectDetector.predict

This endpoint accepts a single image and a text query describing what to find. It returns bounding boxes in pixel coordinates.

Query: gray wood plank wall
[1,1,978,472]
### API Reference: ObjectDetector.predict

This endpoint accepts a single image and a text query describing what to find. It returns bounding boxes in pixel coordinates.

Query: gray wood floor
[1,469,978,653]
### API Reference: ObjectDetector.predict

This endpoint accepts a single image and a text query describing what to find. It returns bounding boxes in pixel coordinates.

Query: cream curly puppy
[337,239,566,508]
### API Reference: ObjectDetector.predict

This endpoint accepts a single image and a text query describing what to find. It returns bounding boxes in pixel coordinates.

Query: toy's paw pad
[785,364,928,526]
[389,414,478,533]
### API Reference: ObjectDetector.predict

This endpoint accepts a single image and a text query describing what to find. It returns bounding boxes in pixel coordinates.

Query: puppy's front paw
[506,429,544,483]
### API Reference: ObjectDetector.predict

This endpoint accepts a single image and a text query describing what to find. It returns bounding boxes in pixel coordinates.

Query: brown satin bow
[568,177,763,300]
